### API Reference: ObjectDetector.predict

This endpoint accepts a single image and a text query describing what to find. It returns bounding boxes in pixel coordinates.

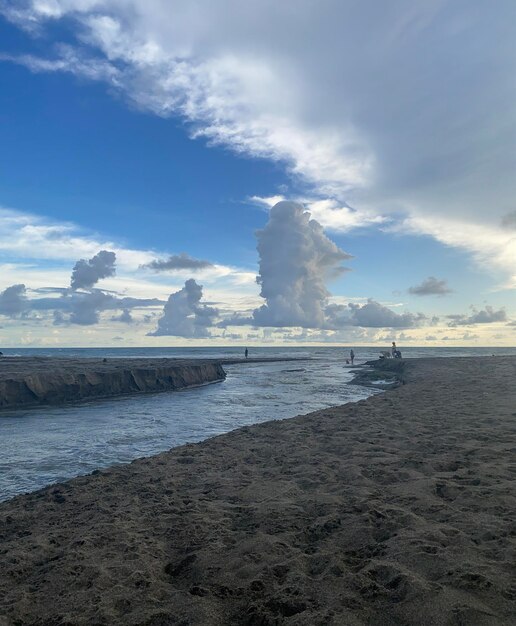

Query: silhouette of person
[245,348,248,359]
[350,349,355,365]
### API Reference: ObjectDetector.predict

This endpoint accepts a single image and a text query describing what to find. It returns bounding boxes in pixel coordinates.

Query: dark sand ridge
[0,357,515,625]
[0,356,304,410]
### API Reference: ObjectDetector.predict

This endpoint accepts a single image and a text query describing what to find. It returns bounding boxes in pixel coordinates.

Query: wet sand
[0,356,515,625]
[0,356,303,409]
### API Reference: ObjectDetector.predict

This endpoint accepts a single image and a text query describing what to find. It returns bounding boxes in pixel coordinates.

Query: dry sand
[0,356,515,625]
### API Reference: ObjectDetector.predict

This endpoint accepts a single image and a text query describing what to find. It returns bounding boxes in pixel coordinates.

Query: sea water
[1,346,515,501]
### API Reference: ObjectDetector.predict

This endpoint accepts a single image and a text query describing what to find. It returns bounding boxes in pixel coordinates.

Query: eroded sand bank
[0,356,301,409]
[0,357,515,625]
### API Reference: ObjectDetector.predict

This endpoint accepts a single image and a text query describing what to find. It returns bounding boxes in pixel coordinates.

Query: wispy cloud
[0,46,120,81]
[0,206,255,288]
[3,0,515,287]
[250,195,386,233]
[0,206,152,269]
[397,214,516,290]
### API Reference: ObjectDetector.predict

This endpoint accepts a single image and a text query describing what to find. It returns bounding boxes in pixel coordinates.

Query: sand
[0,356,515,625]
[0,356,301,409]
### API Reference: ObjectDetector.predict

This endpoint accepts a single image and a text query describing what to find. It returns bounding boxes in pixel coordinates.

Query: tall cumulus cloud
[221,201,428,330]
[149,279,218,337]
[252,201,352,328]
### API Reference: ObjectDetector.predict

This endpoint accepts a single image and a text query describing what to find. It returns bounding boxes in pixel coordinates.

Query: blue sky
[0,1,514,347]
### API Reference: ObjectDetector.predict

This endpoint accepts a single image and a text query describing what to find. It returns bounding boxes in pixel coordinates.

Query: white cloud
[222,201,428,331]
[398,214,516,290]
[110,309,133,323]
[252,201,352,328]
[0,207,153,269]
[408,276,452,296]
[0,245,207,327]
[0,206,263,334]
[326,299,427,329]
[149,279,218,337]
[250,195,386,233]
[447,306,507,327]
[53,290,114,326]
[141,253,213,272]
[4,283,164,326]
[0,206,257,294]
[3,0,515,285]
[0,45,120,81]
[70,249,116,290]
[0,283,27,317]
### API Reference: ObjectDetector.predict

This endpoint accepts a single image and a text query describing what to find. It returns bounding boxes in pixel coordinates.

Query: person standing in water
[350,349,355,365]
[245,348,248,359]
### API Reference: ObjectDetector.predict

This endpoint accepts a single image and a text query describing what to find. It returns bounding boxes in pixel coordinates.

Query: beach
[0,356,302,410]
[0,356,515,625]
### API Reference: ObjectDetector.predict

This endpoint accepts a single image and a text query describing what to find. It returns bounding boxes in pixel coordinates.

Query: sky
[0,0,514,347]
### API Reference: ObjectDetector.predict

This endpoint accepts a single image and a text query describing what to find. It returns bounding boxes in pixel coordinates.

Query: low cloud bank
[448,306,507,326]
[0,251,163,326]
[326,300,427,329]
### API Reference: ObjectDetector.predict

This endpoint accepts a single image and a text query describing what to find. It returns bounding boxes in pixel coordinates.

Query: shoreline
[0,356,307,411]
[349,358,406,389]
[1,356,515,624]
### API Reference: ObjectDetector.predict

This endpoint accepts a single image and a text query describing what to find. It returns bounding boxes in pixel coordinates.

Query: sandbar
[0,356,514,625]
[0,356,304,410]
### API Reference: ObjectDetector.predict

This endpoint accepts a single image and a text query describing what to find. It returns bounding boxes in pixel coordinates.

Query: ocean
[1,346,515,502]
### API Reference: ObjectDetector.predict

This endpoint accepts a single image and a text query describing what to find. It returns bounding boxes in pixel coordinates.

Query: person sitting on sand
[350,349,355,365]
[391,342,402,358]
